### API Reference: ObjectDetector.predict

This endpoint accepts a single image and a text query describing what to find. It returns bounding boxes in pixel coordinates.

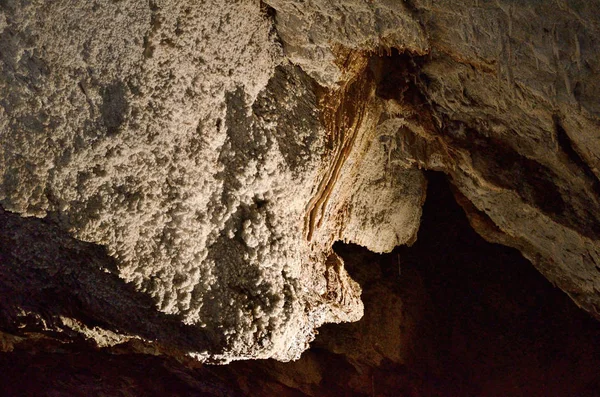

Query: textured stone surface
[265,0,429,85]
[0,0,368,361]
[1,0,600,366]
[4,177,600,395]
[374,0,600,317]
[265,0,600,317]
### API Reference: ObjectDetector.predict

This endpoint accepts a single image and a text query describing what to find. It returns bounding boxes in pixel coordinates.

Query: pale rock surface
[0,0,368,362]
[265,0,429,85]
[264,0,600,316]
[394,0,600,317]
[269,0,600,318]
[2,0,600,364]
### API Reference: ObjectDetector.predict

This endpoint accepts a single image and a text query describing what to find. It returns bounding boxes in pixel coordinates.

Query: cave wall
[266,0,600,318]
[0,0,368,362]
[3,175,600,396]
[1,0,600,366]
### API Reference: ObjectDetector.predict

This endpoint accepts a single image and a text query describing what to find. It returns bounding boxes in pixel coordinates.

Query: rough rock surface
[0,0,414,362]
[0,0,366,361]
[1,0,600,366]
[3,176,600,395]
[266,0,600,316]
[223,175,600,396]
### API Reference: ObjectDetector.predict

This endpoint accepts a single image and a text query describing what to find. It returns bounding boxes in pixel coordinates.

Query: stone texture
[265,0,600,317]
[265,0,429,85]
[376,0,600,317]
[4,177,600,395]
[1,0,600,367]
[0,0,368,362]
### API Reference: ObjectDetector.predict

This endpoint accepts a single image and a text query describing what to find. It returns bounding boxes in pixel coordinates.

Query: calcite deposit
[1,0,600,367]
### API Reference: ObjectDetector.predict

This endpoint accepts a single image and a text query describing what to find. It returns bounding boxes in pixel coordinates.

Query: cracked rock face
[1,0,600,364]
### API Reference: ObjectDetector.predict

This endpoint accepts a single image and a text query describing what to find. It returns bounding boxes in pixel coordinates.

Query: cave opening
[227,172,600,396]
[317,172,600,396]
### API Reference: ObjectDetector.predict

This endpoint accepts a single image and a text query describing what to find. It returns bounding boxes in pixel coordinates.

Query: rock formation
[3,175,600,395]
[1,0,600,385]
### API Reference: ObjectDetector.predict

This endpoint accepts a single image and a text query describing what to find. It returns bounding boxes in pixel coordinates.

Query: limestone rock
[0,0,368,362]
[265,0,600,318]
[265,0,429,85]
[1,0,600,365]
[377,0,600,317]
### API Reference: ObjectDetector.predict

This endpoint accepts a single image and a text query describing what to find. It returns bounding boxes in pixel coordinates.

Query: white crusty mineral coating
[0,0,368,361]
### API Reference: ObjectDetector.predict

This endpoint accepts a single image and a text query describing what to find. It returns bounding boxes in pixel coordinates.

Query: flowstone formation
[1,0,600,366]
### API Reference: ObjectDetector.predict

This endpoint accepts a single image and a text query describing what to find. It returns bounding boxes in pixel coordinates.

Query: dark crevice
[465,133,568,217]
[260,1,283,47]
[0,206,216,354]
[370,49,429,107]
[394,172,600,395]
[554,114,600,197]
[0,350,241,397]
[370,49,600,241]
[328,172,600,396]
